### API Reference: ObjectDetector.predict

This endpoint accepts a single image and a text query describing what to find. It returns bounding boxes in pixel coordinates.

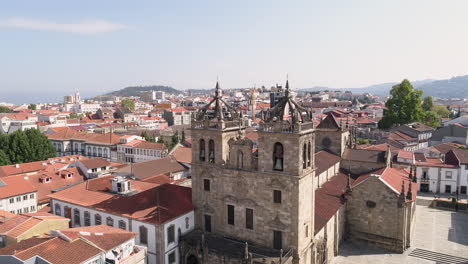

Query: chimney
[15,164,19,168]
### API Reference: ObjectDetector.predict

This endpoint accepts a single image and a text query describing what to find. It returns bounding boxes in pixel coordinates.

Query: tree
[432,105,450,118]
[170,131,179,149]
[157,137,165,144]
[7,130,33,164]
[24,129,56,161]
[28,104,37,110]
[141,131,156,143]
[378,80,424,129]
[422,96,433,112]
[423,111,441,128]
[0,149,10,166]
[68,113,79,119]
[0,106,12,113]
[121,98,135,111]
[181,129,186,142]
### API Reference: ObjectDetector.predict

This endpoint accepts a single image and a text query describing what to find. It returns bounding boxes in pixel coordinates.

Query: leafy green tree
[24,129,56,161]
[68,113,79,119]
[357,138,371,145]
[28,104,37,110]
[378,80,424,129]
[8,130,33,163]
[0,149,10,166]
[422,96,433,112]
[432,105,450,118]
[423,111,441,128]
[0,106,12,113]
[157,137,165,144]
[121,98,135,111]
[181,129,186,142]
[170,131,179,149]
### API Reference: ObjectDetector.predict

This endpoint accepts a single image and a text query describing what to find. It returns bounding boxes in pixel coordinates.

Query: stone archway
[187,255,198,264]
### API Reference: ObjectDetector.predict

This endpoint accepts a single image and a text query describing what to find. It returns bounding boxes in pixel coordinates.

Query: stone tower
[184,80,315,264]
[315,113,352,156]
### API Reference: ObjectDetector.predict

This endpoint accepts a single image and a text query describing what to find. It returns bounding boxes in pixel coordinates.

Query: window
[445,185,452,193]
[273,230,282,250]
[84,211,91,226]
[73,209,80,226]
[95,214,102,225]
[167,225,175,244]
[273,143,284,171]
[422,171,428,179]
[17,209,22,214]
[67,173,72,178]
[204,214,212,232]
[139,226,148,245]
[101,166,106,171]
[106,217,114,227]
[305,225,308,237]
[23,195,27,201]
[9,198,14,204]
[45,177,50,183]
[303,144,307,169]
[185,217,190,229]
[199,139,206,161]
[208,140,215,163]
[29,194,34,199]
[237,150,244,169]
[55,203,61,216]
[168,251,176,264]
[204,179,210,191]
[23,207,29,213]
[446,171,452,179]
[16,197,21,202]
[227,205,235,225]
[273,190,282,204]
[465,164,468,170]
[246,208,253,230]
[118,220,126,230]
[30,205,35,212]
[307,142,311,167]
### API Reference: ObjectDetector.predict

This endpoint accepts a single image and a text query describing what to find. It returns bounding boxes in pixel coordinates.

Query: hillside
[103,85,184,97]
[417,75,468,98]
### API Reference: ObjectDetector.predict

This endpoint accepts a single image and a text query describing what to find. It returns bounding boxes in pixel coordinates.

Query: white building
[117,139,168,163]
[49,176,194,264]
[0,177,38,214]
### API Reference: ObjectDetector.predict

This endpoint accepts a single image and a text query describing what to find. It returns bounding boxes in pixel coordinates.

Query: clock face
[322,137,332,148]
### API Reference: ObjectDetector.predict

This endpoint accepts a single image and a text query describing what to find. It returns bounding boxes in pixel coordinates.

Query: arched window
[64,206,70,218]
[55,203,61,216]
[95,214,102,225]
[302,144,307,169]
[307,142,311,167]
[84,211,90,226]
[199,139,206,161]
[208,140,215,163]
[273,143,284,171]
[237,150,244,169]
[98,148,102,157]
[73,208,81,226]
[118,220,126,230]
[106,216,114,227]
[139,226,148,245]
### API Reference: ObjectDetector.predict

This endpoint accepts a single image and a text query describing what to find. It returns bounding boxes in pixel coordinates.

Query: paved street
[333,205,468,264]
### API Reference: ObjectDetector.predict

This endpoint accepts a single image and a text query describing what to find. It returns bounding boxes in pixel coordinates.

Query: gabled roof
[79,158,111,170]
[342,149,387,163]
[171,146,192,164]
[0,212,68,238]
[316,114,341,130]
[114,157,186,179]
[315,150,341,175]
[0,176,36,199]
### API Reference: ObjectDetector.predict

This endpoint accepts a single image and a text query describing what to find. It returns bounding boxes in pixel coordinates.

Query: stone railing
[191,119,243,130]
[258,121,314,133]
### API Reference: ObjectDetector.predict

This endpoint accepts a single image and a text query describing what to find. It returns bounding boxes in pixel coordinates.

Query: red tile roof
[0,176,36,199]
[48,177,193,225]
[171,146,192,164]
[114,157,186,180]
[314,173,347,234]
[315,151,341,175]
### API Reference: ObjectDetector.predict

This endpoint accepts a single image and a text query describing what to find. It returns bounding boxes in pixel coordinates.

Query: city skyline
[1,0,468,104]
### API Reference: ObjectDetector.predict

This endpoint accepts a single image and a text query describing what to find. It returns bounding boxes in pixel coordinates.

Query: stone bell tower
[257,79,316,264]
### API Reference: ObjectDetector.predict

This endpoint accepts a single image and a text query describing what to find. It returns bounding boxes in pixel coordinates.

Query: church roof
[316,114,341,130]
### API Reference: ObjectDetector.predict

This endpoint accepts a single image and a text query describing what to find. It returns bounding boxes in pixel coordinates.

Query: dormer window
[45,177,51,183]
[273,142,284,171]
[67,173,73,178]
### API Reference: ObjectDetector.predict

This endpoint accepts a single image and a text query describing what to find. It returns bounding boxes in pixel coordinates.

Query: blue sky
[1,0,468,103]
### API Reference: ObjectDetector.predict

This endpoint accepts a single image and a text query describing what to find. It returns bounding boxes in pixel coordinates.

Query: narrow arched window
[55,203,61,216]
[209,140,215,163]
[199,139,206,161]
[95,214,102,225]
[303,144,307,169]
[237,150,244,169]
[139,226,148,245]
[73,208,81,226]
[118,220,126,230]
[273,143,284,171]
[84,211,90,226]
[307,142,312,167]
[106,217,114,227]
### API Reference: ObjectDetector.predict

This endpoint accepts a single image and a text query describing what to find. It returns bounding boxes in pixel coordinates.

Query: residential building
[163,107,191,126]
[117,140,168,163]
[0,211,69,248]
[113,156,187,181]
[0,225,147,264]
[0,177,37,215]
[71,157,113,178]
[49,176,194,264]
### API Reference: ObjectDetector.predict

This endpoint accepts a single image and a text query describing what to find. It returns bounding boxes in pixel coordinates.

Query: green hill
[103,85,183,97]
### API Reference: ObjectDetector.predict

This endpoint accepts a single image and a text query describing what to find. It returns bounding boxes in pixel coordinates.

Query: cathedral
[179,81,417,264]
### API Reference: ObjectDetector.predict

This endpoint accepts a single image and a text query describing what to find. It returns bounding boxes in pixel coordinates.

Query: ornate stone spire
[406,181,413,201]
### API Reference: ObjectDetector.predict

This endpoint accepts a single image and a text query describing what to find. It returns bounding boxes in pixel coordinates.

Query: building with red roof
[48,176,194,264]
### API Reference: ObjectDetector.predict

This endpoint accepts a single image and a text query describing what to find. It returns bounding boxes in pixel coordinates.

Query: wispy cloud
[0,17,127,34]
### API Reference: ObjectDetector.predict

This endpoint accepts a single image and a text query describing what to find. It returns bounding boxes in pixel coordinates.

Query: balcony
[120,245,147,264]
[420,178,430,184]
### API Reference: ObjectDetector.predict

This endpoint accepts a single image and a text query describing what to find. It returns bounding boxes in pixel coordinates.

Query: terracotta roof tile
[315,151,341,175]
